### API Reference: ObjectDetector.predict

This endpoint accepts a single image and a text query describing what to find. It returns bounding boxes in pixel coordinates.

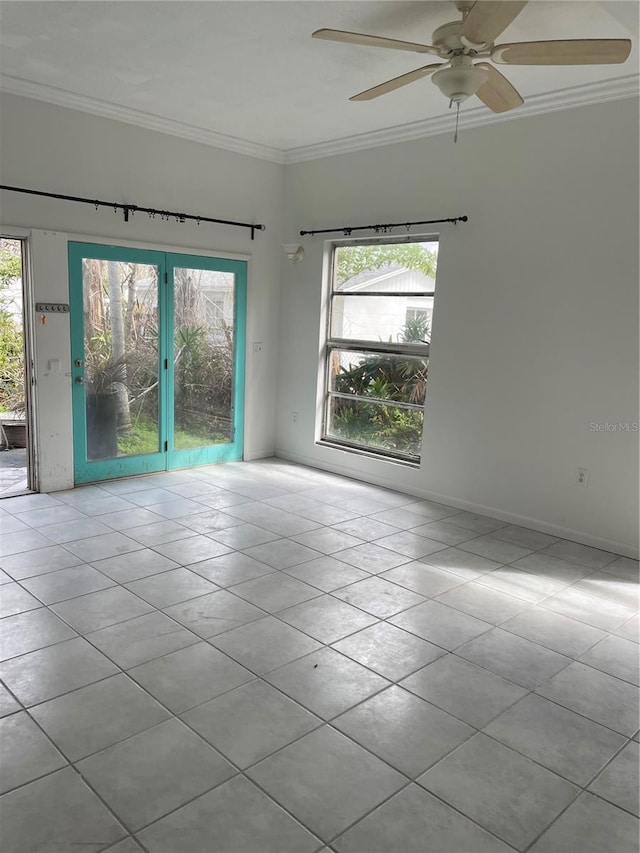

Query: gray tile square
[283,555,370,591]
[291,528,364,555]
[418,733,579,851]
[183,679,320,768]
[76,718,235,831]
[332,576,425,618]
[0,683,20,717]
[333,542,412,573]
[231,572,321,611]
[573,570,640,610]
[444,512,507,534]
[0,528,54,557]
[51,586,153,633]
[435,581,529,625]
[0,545,82,580]
[179,509,244,535]
[485,694,626,786]
[0,607,77,661]
[600,556,640,582]
[475,564,567,603]
[31,673,170,761]
[401,654,527,728]
[2,493,62,514]
[137,775,319,853]
[0,767,126,851]
[144,497,208,519]
[390,600,493,650]
[61,530,144,560]
[511,551,594,582]
[0,581,42,617]
[331,517,399,541]
[528,792,639,853]
[128,642,253,713]
[492,524,560,551]
[210,616,322,674]
[421,547,503,579]
[163,590,265,638]
[333,621,445,680]
[501,607,607,658]
[242,538,320,569]
[247,726,405,841]
[536,661,640,736]
[0,711,67,793]
[410,519,477,546]
[457,535,533,564]
[126,519,193,546]
[186,551,274,587]
[333,784,513,853]
[86,611,199,669]
[20,564,116,604]
[541,540,617,570]
[368,506,432,529]
[0,636,118,706]
[334,685,473,777]
[381,561,465,596]
[103,838,144,853]
[265,647,389,719]
[125,567,219,608]
[152,534,232,564]
[90,549,180,583]
[615,614,640,642]
[588,741,639,816]
[457,627,572,689]
[35,518,112,545]
[277,595,378,643]
[19,505,88,528]
[579,634,639,685]
[375,531,447,560]
[78,495,135,516]
[210,523,280,549]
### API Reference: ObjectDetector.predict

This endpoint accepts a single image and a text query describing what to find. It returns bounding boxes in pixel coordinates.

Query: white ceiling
[0,1,637,162]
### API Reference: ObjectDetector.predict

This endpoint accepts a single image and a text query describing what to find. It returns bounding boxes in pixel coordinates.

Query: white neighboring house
[334,265,435,345]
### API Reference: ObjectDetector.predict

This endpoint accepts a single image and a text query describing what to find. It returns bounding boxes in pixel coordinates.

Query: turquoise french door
[69,242,246,484]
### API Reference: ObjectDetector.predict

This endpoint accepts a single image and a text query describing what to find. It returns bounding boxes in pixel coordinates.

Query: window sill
[316,439,421,469]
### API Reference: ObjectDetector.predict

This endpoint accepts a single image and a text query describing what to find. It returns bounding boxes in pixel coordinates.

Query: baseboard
[244,449,276,462]
[275,447,639,560]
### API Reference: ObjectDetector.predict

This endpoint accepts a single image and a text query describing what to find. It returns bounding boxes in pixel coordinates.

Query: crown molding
[1,72,637,167]
[0,74,286,164]
[283,73,640,163]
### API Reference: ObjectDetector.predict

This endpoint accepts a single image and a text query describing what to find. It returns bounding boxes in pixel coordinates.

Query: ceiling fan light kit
[312,0,632,141]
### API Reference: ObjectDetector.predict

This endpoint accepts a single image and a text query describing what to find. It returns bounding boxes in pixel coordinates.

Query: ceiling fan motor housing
[432,55,489,103]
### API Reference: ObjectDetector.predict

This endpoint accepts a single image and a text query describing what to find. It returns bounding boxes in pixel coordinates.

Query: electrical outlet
[292,411,298,424]
[575,467,589,487]
[253,342,263,354]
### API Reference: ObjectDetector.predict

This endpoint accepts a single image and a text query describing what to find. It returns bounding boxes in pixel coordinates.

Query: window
[321,238,438,463]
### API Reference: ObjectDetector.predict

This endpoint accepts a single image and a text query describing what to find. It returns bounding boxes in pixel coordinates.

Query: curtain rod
[0,184,266,240]
[300,215,467,237]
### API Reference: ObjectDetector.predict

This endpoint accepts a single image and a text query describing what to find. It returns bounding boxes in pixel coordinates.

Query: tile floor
[0,458,638,853]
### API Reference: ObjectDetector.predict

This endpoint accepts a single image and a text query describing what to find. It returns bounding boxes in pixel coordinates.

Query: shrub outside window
[321,238,438,462]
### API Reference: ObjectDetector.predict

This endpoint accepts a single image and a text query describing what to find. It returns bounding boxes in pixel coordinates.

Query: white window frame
[319,235,437,464]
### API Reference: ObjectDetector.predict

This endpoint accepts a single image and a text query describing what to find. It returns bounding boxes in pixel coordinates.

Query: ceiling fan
[312,0,632,114]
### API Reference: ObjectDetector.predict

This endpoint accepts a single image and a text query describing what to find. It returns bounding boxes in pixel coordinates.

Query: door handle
[74,376,85,385]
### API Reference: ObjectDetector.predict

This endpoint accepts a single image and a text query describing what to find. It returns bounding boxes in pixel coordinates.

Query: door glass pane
[173,267,235,449]
[82,259,159,460]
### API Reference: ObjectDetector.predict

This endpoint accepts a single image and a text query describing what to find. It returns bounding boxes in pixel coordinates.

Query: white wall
[277,98,639,557]
[0,92,284,490]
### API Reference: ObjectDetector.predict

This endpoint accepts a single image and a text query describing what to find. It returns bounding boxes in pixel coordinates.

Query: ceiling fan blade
[492,39,632,65]
[312,28,439,54]
[474,62,524,112]
[460,1,528,46]
[350,64,444,101]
